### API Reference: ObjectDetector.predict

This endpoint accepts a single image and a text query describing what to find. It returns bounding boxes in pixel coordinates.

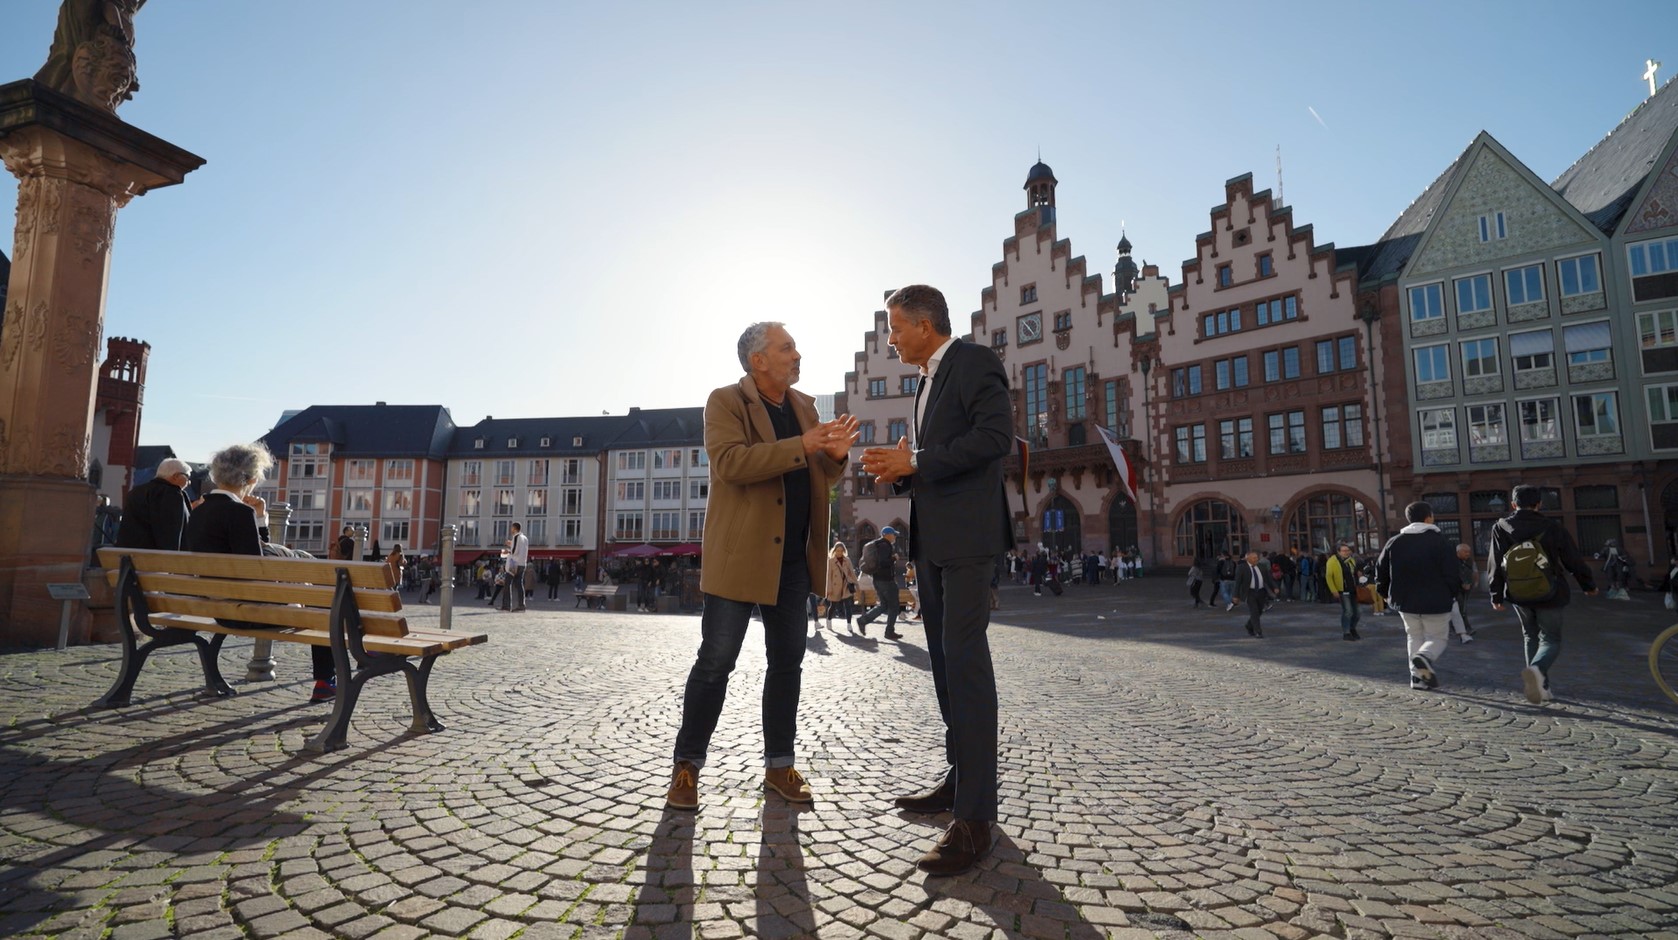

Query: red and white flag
[1095,424,1139,503]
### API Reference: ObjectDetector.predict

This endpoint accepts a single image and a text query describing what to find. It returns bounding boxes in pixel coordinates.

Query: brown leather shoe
[666,761,698,810]
[917,818,991,876]
[893,779,955,814]
[763,766,813,803]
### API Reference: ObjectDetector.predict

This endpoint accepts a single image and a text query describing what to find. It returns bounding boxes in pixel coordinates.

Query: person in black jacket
[1488,484,1597,704]
[115,457,192,551]
[854,528,901,638]
[1375,502,1461,691]
[1234,550,1279,637]
[185,443,336,704]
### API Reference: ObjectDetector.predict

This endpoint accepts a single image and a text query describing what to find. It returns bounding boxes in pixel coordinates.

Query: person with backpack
[1488,484,1598,704]
[854,527,902,639]
[1375,502,1461,691]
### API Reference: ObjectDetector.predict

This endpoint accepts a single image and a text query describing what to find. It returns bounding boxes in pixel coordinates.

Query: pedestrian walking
[1446,543,1477,643]
[1235,550,1279,637]
[821,542,857,629]
[1216,551,1237,609]
[854,527,902,638]
[1325,543,1362,640]
[1374,502,1460,691]
[1187,557,1206,608]
[1488,484,1597,704]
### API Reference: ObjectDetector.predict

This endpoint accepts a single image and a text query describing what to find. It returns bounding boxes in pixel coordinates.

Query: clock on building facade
[1017,312,1042,345]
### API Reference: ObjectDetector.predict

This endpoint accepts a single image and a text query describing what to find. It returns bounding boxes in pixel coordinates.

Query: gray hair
[156,457,191,478]
[736,321,784,372]
[207,442,274,491]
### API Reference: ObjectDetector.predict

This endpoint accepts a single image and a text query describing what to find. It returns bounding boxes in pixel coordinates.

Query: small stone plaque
[46,583,90,601]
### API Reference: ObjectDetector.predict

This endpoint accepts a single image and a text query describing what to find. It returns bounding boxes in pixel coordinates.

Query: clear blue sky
[3,1,1674,464]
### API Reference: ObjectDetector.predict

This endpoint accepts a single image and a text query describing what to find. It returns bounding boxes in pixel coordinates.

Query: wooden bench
[96,547,489,753]
[574,584,623,610]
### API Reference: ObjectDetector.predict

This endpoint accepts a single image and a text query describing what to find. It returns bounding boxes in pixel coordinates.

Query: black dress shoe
[893,780,955,814]
[917,819,991,876]
[1255,627,1264,638]
[1245,622,1255,636]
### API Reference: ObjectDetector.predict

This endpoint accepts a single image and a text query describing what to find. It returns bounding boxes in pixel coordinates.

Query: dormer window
[539,436,552,447]
[473,438,484,449]
[572,436,584,447]
[508,437,519,448]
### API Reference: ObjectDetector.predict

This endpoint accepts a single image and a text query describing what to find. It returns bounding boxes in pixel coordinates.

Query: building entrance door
[1108,494,1138,552]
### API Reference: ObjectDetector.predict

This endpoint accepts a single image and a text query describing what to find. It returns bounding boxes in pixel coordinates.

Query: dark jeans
[1244,593,1266,633]
[1188,579,1203,604]
[1339,592,1360,633]
[858,580,900,630]
[917,552,999,822]
[1515,604,1564,681]
[673,564,809,769]
[504,567,525,610]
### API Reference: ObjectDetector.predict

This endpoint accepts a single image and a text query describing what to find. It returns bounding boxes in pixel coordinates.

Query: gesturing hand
[861,436,914,485]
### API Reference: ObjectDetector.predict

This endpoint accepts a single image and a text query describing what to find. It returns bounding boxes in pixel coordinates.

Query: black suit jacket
[897,339,1014,564]
[115,477,191,551]
[1233,561,1277,602]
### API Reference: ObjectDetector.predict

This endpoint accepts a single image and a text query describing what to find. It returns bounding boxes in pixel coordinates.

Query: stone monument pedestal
[0,80,203,646]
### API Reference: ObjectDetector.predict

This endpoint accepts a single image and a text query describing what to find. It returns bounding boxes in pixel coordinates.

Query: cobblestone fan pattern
[3,582,1677,939]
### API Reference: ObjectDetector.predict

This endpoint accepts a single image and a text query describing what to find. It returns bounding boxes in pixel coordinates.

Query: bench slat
[98,547,395,589]
[123,572,402,612]
[140,593,410,636]
[147,613,458,656]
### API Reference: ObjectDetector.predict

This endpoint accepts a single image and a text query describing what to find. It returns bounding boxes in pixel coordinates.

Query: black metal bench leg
[195,633,236,698]
[93,608,145,709]
[402,656,444,734]
[306,670,364,754]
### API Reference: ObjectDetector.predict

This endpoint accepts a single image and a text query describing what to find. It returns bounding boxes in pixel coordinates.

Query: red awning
[451,549,502,564]
[607,543,662,558]
[661,543,702,556]
[530,549,588,560]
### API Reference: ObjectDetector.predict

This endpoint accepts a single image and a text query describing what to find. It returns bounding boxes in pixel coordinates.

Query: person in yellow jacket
[1324,542,1362,640]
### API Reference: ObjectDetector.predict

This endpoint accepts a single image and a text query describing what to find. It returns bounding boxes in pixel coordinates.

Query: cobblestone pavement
[3,578,1677,940]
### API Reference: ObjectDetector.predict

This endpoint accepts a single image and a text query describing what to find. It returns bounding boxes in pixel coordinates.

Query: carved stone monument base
[0,80,203,646]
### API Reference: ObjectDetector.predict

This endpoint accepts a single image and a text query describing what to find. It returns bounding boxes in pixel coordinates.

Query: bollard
[439,525,456,631]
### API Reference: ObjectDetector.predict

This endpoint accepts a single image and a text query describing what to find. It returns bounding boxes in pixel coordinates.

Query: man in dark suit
[1234,549,1279,638]
[115,457,192,551]
[862,284,1014,877]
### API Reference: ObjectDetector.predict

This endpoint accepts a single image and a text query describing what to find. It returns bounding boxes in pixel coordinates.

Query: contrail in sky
[1307,106,1329,129]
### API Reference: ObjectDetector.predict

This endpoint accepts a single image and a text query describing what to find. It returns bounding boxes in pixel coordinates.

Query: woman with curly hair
[184,442,337,703]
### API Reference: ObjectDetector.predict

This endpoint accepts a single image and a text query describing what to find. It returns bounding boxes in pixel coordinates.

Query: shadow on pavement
[754,801,814,936]
[629,809,695,938]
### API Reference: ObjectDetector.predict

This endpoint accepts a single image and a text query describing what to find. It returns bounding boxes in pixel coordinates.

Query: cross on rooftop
[1646,58,1662,97]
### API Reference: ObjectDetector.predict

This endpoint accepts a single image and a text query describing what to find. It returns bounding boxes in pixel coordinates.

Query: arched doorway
[1108,492,1138,553]
[1041,495,1081,555]
[1285,491,1377,555]
[854,521,877,557]
[1174,499,1247,561]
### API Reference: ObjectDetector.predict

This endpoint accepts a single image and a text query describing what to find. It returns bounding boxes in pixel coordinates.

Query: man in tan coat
[666,322,857,810]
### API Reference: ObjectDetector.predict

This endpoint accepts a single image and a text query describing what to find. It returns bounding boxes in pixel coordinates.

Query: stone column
[0,81,203,646]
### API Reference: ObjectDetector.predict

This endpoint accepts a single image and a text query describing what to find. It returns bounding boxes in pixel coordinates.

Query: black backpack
[859,539,884,577]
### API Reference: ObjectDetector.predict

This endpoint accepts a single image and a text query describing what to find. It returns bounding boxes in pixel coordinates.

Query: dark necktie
[1251,566,1261,590]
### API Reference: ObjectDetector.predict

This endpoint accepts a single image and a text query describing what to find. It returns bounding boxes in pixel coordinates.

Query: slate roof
[1552,76,1678,234]
[1356,141,1474,285]
[449,414,641,458]
[132,444,180,472]
[259,404,455,459]
[602,407,706,449]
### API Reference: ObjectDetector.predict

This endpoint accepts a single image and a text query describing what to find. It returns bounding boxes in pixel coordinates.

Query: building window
[1174,424,1207,463]
[1462,337,1501,378]
[459,489,481,516]
[1024,363,1048,444]
[1637,309,1678,374]
[650,511,681,541]
[1262,347,1300,382]
[384,489,412,513]
[1558,254,1600,297]
[1467,403,1507,446]
[652,449,683,470]
[1174,499,1249,558]
[344,490,373,513]
[1267,411,1306,454]
[689,449,709,468]
[616,451,646,472]
[495,460,515,485]
[459,520,479,545]
[1064,366,1087,420]
[853,463,875,497]
[887,419,907,442]
[344,459,375,483]
[1218,417,1253,459]
[1315,340,1335,375]
[1409,283,1445,322]
[689,479,709,500]
[560,458,583,484]
[688,510,706,538]
[560,488,583,514]
[525,519,546,545]
[1420,408,1457,449]
[559,518,582,545]
[492,520,511,544]
[385,459,414,482]
[1322,404,1364,449]
[507,437,519,449]
[868,377,886,398]
[1021,284,1037,304]
[1504,264,1545,305]
[992,329,1007,348]
[459,461,482,487]
[1573,391,1619,438]
[528,459,548,486]
[857,422,876,444]
[1628,236,1678,302]
[1563,321,1613,367]
[1215,359,1231,390]
[1286,492,1378,555]
[1258,254,1273,277]
[1477,212,1507,242]
[539,436,551,448]
[1104,380,1121,435]
[650,480,679,501]
[493,489,514,515]
[1255,296,1298,326]
[525,490,548,515]
[1518,398,1561,443]
[616,480,644,502]
[1414,344,1451,384]
[614,512,644,541]
[1510,330,1554,371]
[1053,311,1073,331]
[1231,356,1249,387]
[473,438,484,449]
[901,375,919,395]
[1648,384,1678,448]
[1172,365,1202,398]
[1217,264,1233,287]
[1455,274,1493,316]
[1204,308,1243,337]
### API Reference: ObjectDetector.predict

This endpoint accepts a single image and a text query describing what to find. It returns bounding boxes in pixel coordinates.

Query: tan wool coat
[824,553,856,602]
[699,377,846,606]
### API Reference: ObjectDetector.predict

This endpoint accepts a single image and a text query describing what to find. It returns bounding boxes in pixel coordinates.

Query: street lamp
[1488,494,1505,514]
[1357,301,1390,541]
